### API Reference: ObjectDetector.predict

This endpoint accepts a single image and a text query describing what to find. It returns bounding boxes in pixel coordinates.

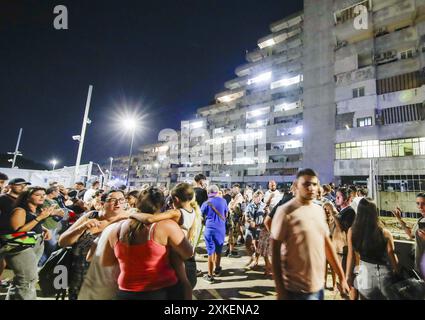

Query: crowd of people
[0,169,424,300]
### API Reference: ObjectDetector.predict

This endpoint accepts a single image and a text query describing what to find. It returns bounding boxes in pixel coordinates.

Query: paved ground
[1,240,343,300]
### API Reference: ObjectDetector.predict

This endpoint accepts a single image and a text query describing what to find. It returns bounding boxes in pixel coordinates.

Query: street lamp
[50,159,58,171]
[122,118,137,191]
[109,157,114,182]
[154,162,160,186]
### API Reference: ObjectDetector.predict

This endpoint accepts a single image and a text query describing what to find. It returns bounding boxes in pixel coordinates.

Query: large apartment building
[177,12,305,188]
[326,0,425,212]
[106,0,425,213]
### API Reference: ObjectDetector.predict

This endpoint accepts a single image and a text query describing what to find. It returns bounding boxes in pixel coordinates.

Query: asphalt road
[1,240,343,300]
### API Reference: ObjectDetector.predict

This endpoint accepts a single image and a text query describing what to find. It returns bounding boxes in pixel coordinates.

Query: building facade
[105,0,425,214]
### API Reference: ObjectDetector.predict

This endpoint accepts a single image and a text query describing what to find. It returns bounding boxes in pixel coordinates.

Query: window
[382,104,425,125]
[377,71,425,95]
[357,117,372,127]
[400,49,414,60]
[353,87,365,98]
[335,137,425,160]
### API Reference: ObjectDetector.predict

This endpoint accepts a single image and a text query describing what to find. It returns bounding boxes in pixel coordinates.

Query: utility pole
[125,128,136,191]
[8,128,23,168]
[73,85,93,183]
[109,157,114,182]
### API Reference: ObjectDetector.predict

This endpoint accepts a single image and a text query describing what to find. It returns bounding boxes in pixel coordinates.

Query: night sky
[0,0,303,168]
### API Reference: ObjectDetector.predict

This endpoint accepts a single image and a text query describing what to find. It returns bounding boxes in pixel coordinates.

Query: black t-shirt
[194,187,208,208]
[336,206,356,233]
[223,194,232,205]
[0,194,17,234]
[268,193,294,219]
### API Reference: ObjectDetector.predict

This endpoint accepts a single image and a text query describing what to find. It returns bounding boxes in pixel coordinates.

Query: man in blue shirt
[200,185,228,283]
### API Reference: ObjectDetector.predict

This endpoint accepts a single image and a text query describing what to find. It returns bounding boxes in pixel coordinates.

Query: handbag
[38,246,73,298]
[385,267,425,300]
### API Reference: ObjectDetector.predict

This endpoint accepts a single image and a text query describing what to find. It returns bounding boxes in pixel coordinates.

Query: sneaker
[227,251,239,258]
[203,274,215,284]
[213,266,222,276]
[196,269,203,277]
[0,279,10,288]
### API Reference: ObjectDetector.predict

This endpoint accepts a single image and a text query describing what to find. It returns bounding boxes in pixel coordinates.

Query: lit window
[274,102,298,112]
[190,121,203,129]
[217,91,244,103]
[247,72,272,85]
[258,38,276,49]
[270,75,302,89]
[357,117,372,127]
[335,137,425,159]
[246,107,270,119]
[284,140,303,149]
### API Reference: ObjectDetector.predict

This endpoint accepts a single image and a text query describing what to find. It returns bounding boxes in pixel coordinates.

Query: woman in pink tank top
[102,187,193,300]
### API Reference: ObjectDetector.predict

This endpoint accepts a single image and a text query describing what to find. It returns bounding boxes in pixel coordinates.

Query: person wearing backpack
[58,189,129,300]
[200,185,228,283]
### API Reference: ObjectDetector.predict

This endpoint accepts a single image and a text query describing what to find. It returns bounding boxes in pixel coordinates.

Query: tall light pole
[109,157,114,182]
[154,162,160,186]
[7,128,23,168]
[73,85,93,183]
[122,118,137,191]
[50,159,58,171]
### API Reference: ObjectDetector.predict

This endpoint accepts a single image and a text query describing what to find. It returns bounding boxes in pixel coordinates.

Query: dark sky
[0,0,303,168]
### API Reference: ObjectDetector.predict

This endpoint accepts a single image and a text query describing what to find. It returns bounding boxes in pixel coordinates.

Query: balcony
[376,55,421,80]
[215,89,245,103]
[375,27,418,53]
[257,27,302,50]
[266,161,302,169]
[373,0,416,30]
[198,102,237,117]
[266,147,303,156]
[335,65,375,87]
[334,12,373,43]
[337,95,377,114]
[378,86,425,109]
[235,48,302,77]
[270,14,303,33]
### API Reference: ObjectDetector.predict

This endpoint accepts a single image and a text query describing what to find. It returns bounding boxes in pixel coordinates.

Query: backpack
[385,267,425,300]
[38,210,99,299]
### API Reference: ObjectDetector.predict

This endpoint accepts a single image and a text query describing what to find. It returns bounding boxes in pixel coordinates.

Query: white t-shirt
[83,188,97,203]
[264,190,283,210]
[351,196,364,213]
[78,223,119,300]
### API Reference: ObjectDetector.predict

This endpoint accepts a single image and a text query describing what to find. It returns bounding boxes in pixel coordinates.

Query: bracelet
[34,218,40,223]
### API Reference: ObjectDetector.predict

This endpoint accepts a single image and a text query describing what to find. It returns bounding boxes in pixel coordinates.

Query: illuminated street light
[120,116,138,191]
[50,159,58,171]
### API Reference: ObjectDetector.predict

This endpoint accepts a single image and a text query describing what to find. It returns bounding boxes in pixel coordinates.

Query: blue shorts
[204,228,225,256]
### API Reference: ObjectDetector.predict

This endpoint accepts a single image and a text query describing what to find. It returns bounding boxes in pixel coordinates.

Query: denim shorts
[286,289,324,300]
[354,261,392,300]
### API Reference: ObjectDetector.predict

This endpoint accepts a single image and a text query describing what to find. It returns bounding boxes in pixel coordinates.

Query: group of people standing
[0,169,424,300]
[0,173,203,300]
